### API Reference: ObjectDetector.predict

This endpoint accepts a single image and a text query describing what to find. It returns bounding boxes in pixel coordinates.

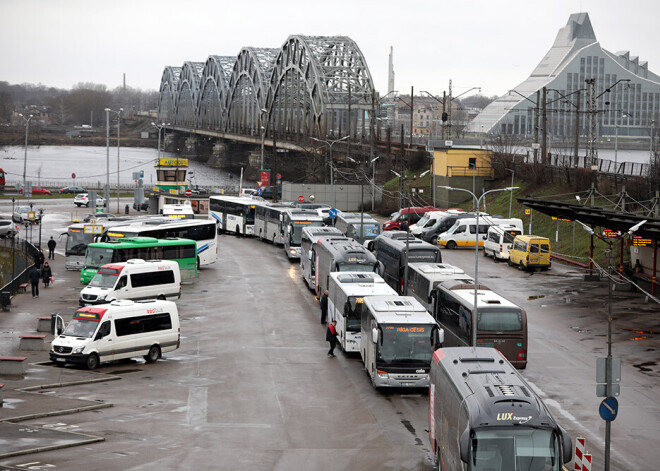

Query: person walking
[326,320,337,357]
[29,265,41,298]
[47,236,56,259]
[42,262,53,288]
[320,290,329,324]
[36,249,45,269]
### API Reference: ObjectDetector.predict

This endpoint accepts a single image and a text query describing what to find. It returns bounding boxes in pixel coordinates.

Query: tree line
[0,81,158,126]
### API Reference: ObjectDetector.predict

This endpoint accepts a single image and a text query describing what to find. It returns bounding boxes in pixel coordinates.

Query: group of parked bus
[208,196,572,470]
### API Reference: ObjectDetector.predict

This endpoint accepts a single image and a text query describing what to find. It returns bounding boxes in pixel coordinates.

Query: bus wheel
[446,240,457,250]
[235,226,242,237]
[519,261,525,271]
[483,249,489,257]
[85,353,99,370]
[431,236,438,245]
[197,257,201,270]
[144,345,161,363]
[157,294,166,300]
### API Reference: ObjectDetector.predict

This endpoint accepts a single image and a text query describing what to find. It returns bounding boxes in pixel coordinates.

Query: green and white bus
[80,237,197,284]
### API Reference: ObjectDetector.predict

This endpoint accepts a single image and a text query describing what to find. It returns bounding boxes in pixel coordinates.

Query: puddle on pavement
[633,361,657,372]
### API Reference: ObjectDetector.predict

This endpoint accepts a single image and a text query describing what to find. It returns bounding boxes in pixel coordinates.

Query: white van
[483,224,524,261]
[79,259,181,306]
[50,299,180,369]
[410,211,449,236]
[437,217,523,249]
[161,201,194,219]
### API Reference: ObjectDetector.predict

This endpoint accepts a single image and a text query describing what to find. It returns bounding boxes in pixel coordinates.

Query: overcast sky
[1,0,658,99]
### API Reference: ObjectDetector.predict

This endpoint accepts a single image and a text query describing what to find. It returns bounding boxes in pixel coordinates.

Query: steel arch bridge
[157,35,376,144]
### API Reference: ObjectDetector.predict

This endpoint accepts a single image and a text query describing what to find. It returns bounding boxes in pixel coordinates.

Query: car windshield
[62,318,98,338]
[88,273,118,288]
[390,211,402,221]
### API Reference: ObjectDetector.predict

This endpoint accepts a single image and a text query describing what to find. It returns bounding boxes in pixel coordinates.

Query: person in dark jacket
[47,236,56,259]
[29,266,41,298]
[326,320,337,357]
[36,249,45,269]
[320,290,329,324]
[42,262,53,288]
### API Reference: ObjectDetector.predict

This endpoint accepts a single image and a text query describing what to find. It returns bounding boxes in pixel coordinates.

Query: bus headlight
[73,346,85,354]
[376,370,389,379]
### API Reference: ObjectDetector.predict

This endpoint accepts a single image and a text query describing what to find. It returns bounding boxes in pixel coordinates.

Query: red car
[382,206,440,231]
[19,186,51,195]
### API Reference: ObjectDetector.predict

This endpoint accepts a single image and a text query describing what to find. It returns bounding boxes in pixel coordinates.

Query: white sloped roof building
[468,13,660,138]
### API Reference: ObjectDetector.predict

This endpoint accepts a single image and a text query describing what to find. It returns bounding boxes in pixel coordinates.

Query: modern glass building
[469,13,660,138]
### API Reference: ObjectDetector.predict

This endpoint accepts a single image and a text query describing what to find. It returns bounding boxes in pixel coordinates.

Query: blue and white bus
[209,195,260,236]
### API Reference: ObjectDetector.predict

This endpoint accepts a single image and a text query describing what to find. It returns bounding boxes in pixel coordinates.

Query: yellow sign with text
[158,158,188,167]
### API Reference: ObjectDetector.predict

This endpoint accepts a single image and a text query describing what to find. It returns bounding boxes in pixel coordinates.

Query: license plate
[55,358,66,363]
[400,382,415,387]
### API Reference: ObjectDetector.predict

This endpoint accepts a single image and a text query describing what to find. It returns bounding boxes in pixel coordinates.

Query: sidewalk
[0,251,112,459]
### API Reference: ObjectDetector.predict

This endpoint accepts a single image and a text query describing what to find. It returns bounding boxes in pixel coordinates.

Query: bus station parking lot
[0,202,658,470]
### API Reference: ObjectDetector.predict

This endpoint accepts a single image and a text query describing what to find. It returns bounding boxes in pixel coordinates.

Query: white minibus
[483,224,524,261]
[437,217,523,249]
[50,299,181,370]
[79,259,181,306]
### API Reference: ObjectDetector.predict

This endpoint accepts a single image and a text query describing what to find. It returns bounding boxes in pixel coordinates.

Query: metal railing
[0,238,40,299]
[520,153,649,177]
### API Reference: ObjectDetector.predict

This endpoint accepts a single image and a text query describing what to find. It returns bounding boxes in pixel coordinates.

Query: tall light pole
[651,119,656,163]
[18,113,33,193]
[260,108,268,171]
[111,108,123,213]
[311,135,349,208]
[104,108,111,210]
[439,185,518,345]
[505,168,514,217]
[576,218,646,471]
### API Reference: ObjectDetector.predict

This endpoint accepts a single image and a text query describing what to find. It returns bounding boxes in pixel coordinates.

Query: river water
[0,145,238,189]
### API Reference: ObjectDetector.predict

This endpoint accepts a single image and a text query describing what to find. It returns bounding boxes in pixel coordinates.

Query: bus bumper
[374,372,430,388]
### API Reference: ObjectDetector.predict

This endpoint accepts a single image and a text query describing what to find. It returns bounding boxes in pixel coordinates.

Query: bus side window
[455,225,466,234]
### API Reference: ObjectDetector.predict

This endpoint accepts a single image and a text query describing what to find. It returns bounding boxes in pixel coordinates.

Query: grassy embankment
[382,172,614,267]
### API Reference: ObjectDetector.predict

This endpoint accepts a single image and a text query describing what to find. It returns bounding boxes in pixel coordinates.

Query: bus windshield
[246,205,256,225]
[338,262,376,273]
[63,319,98,338]
[478,310,523,332]
[85,247,115,269]
[351,223,380,239]
[290,222,324,245]
[377,324,435,365]
[88,273,118,288]
[66,229,90,256]
[471,427,560,471]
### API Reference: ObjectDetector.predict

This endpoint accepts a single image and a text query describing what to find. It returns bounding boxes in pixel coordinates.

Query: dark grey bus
[314,237,381,297]
[334,212,381,245]
[371,231,442,294]
[429,347,572,470]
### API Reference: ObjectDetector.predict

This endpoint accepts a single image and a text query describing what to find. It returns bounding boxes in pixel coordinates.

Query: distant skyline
[1,0,658,99]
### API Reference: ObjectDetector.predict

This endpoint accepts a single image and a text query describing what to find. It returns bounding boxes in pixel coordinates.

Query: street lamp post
[311,136,349,208]
[260,108,268,171]
[104,108,111,211]
[116,108,123,213]
[505,168,514,217]
[439,185,519,345]
[18,113,33,193]
[651,119,656,163]
[576,218,646,471]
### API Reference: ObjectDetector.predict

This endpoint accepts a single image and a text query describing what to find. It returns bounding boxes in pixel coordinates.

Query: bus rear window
[478,311,522,332]
[530,244,539,253]
[540,244,550,253]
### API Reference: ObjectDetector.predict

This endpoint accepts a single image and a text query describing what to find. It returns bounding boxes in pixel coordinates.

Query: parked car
[133,201,149,211]
[74,193,106,208]
[258,186,281,199]
[60,186,85,194]
[0,219,19,238]
[19,185,51,195]
[82,213,116,222]
[12,205,40,224]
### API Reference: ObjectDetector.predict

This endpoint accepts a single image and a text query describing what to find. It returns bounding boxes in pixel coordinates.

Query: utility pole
[534,90,540,163]
[585,78,598,169]
[410,86,414,149]
[574,90,581,166]
[542,87,547,164]
[441,91,446,141]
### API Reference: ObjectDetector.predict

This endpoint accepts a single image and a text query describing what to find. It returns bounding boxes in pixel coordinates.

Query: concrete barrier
[0,357,27,376]
[37,316,52,333]
[19,334,47,351]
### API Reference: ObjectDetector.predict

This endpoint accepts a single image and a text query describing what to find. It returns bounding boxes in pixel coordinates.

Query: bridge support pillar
[183,137,198,156]
[248,151,261,171]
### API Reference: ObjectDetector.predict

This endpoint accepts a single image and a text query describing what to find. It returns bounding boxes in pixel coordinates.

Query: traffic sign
[71,173,76,179]
[297,195,305,203]
[599,397,619,421]
[525,209,531,215]
[276,173,282,181]
[328,208,338,218]
[84,224,103,235]
[185,189,192,197]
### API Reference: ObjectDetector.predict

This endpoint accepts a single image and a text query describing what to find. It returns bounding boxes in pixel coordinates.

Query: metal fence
[0,238,40,301]
[520,153,649,177]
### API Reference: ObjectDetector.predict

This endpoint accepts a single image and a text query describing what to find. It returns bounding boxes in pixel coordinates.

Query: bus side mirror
[371,328,379,344]
[307,250,312,261]
[377,261,384,276]
[560,426,573,463]
[459,427,470,463]
[437,327,444,346]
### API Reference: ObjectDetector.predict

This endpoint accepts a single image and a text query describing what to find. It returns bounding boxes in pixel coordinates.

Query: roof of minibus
[444,285,521,310]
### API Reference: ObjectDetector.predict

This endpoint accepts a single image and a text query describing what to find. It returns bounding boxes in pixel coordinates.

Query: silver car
[0,219,19,238]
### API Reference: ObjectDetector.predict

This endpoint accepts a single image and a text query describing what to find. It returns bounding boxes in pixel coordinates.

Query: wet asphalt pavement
[0,200,658,470]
